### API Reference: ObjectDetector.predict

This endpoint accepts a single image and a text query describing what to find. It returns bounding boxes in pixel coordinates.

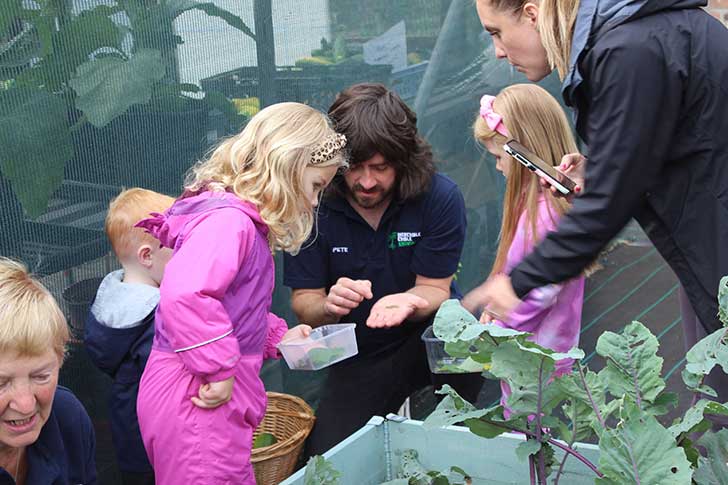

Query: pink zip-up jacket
[497,195,585,415]
[135,190,288,484]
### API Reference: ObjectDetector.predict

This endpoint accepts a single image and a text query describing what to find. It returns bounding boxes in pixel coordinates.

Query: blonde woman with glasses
[134,102,348,484]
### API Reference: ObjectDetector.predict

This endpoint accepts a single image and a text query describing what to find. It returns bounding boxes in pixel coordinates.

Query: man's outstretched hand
[366,293,429,328]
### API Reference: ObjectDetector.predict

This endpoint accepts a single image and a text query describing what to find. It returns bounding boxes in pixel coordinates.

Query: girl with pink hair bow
[462,84,586,418]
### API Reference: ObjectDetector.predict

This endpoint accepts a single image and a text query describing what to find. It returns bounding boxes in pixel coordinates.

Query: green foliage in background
[0,0,251,218]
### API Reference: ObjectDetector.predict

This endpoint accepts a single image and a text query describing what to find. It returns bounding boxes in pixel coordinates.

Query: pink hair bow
[479,95,510,137]
[135,213,168,241]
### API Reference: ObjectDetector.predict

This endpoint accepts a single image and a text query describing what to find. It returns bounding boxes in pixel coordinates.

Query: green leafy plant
[422,276,728,484]
[380,450,472,485]
[433,356,483,374]
[296,347,346,369]
[303,455,342,485]
[0,0,252,217]
[294,278,728,484]
[305,450,471,485]
[309,347,345,367]
[252,432,277,449]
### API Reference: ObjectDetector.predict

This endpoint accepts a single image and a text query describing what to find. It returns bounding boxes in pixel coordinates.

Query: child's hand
[191,376,234,409]
[278,325,316,365]
[282,324,312,342]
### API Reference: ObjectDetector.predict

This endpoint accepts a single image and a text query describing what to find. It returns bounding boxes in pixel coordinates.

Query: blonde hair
[479,0,580,79]
[106,188,176,262]
[537,0,580,79]
[474,84,577,276]
[0,258,69,360]
[184,102,348,254]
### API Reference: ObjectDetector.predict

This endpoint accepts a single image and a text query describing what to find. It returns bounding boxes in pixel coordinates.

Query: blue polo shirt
[284,172,467,356]
[0,386,97,485]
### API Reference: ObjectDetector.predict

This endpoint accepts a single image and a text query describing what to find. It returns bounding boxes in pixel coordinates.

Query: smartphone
[503,140,577,195]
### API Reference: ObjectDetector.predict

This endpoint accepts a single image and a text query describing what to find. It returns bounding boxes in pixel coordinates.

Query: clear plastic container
[421,325,484,374]
[277,323,358,371]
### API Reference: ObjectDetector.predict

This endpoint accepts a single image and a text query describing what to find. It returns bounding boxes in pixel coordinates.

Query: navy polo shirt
[284,172,467,356]
[0,386,97,485]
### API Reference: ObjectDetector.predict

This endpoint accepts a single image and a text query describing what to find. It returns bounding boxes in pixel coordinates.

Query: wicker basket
[251,392,315,485]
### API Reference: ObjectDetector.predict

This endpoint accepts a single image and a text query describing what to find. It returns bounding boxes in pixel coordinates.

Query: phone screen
[504,140,577,192]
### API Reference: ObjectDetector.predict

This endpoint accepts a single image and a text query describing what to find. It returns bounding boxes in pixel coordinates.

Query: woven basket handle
[268,410,315,420]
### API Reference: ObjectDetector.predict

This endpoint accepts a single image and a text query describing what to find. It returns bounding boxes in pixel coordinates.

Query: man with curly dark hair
[284,83,482,456]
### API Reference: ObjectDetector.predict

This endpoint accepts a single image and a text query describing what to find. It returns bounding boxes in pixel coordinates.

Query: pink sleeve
[263,313,289,360]
[158,208,254,381]
[501,201,564,330]
[498,284,563,332]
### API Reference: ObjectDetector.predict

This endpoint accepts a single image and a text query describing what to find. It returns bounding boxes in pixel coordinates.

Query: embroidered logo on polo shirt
[332,247,349,253]
[387,231,421,249]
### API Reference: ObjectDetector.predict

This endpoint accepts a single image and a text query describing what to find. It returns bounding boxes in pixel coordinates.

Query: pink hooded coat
[497,195,585,416]
[135,191,288,484]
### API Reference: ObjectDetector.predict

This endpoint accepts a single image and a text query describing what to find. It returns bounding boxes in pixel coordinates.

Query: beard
[348,183,394,209]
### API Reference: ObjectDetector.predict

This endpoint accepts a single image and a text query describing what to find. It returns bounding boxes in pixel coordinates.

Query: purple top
[498,195,585,374]
[136,191,288,382]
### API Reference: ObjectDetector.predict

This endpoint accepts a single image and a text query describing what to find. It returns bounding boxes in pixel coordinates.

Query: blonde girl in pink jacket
[136,102,348,484]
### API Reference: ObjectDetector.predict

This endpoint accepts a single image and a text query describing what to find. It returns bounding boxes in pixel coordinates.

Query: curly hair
[184,102,347,254]
[327,83,436,201]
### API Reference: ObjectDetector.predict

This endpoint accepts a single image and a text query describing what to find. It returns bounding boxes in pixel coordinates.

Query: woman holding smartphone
[472,0,728,404]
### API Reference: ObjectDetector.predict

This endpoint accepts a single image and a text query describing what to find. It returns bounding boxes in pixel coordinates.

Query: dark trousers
[305,328,483,457]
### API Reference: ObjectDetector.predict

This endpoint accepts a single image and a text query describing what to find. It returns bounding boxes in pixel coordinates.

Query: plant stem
[690,376,706,408]
[553,448,569,485]
[578,363,605,428]
[553,403,578,485]
[536,358,547,484]
[546,436,603,478]
[481,420,603,478]
[529,456,537,485]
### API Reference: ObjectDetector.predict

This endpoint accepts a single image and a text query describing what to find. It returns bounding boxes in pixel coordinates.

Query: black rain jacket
[510,0,728,332]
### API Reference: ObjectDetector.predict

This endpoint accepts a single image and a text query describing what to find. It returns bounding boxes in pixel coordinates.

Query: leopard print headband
[311,133,347,165]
